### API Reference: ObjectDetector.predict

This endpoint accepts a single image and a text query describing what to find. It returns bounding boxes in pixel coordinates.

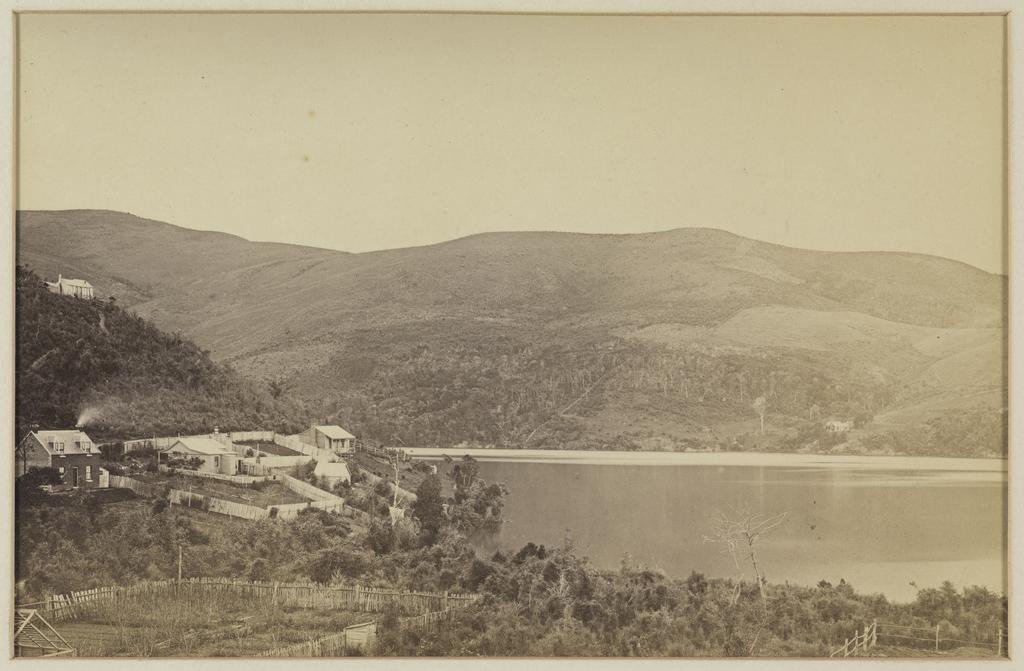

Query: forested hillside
[15,266,316,441]
[17,211,1007,456]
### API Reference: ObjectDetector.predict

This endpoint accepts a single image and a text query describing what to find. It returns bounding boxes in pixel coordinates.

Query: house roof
[314,461,351,479]
[29,430,95,455]
[315,425,355,440]
[48,277,93,288]
[166,437,232,455]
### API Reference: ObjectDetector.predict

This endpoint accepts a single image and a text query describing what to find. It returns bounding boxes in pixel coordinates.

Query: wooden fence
[257,604,466,656]
[108,474,355,522]
[17,580,177,623]
[168,489,269,520]
[241,455,312,469]
[830,620,877,657]
[108,475,168,499]
[874,622,1007,656]
[278,473,342,502]
[17,578,478,625]
[158,465,270,484]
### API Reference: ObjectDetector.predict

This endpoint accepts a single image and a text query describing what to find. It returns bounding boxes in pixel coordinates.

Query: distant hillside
[15,266,316,441]
[16,210,1007,456]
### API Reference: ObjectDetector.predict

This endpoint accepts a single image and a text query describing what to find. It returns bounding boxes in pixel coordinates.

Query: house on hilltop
[45,274,94,300]
[162,437,238,475]
[300,425,355,454]
[16,429,103,490]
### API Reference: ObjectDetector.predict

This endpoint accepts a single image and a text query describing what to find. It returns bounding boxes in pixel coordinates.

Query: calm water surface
[409,452,1006,603]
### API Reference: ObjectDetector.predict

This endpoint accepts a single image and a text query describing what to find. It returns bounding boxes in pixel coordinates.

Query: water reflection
[469,461,1006,603]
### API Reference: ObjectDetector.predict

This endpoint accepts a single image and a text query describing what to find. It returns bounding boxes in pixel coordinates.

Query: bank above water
[399,447,1007,473]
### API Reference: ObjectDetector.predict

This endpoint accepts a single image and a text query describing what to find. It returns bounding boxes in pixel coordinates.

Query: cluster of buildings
[16,424,361,492]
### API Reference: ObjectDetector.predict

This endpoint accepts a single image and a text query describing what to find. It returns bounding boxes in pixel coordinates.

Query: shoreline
[397,447,1008,472]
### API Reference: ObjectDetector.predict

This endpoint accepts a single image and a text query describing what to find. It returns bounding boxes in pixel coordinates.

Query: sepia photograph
[6,3,1017,663]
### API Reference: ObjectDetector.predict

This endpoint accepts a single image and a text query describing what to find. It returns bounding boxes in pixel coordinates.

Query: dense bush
[15,265,315,441]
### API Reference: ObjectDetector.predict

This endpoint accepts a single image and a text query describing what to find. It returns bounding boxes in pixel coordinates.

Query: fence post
[872,619,877,648]
[998,626,1003,657]
[935,624,940,652]
[844,638,849,657]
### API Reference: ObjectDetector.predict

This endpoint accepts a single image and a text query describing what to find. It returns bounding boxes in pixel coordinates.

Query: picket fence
[159,465,270,485]
[17,578,478,625]
[108,475,168,498]
[257,605,465,656]
[168,489,268,520]
[123,431,276,455]
[257,621,376,657]
[241,455,312,469]
[108,474,355,521]
[279,473,342,502]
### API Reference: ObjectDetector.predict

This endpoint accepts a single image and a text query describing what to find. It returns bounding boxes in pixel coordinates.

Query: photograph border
[0,1,1018,669]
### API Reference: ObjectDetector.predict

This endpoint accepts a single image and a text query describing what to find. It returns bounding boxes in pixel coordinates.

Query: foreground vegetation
[16,454,1006,658]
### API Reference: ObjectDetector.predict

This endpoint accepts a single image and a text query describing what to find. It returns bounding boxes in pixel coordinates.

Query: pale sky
[17,13,1006,273]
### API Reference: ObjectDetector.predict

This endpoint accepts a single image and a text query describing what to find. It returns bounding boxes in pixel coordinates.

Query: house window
[214,456,220,468]
[47,441,55,452]
[59,466,65,475]
[85,465,92,481]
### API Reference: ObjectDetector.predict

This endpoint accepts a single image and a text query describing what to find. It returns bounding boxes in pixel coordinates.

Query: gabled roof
[314,461,351,479]
[28,430,95,455]
[60,278,93,288]
[315,425,355,440]
[166,437,232,455]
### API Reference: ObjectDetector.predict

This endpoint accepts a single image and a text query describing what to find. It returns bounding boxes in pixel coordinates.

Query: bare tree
[704,507,789,655]
[752,396,767,434]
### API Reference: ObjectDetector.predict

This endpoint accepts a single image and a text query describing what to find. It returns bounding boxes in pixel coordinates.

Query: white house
[45,274,94,299]
[824,420,853,434]
[162,437,238,475]
[313,461,351,488]
[300,425,355,454]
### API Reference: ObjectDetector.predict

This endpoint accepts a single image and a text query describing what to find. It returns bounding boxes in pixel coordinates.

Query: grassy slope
[16,210,1006,454]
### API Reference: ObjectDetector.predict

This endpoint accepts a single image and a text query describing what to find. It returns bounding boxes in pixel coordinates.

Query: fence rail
[18,578,478,624]
[875,622,1006,655]
[830,620,877,658]
[107,474,355,522]
[832,621,1009,657]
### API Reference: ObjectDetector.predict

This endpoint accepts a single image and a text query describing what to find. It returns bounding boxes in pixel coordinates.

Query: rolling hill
[16,210,1007,456]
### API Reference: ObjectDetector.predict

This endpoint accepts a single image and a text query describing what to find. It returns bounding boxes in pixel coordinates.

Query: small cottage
[824,420,853,433]
[313,461,351,488]
[300,425,355,454]
[16,429,102,490]
[162,437,238,475]
[45,274,95,299]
